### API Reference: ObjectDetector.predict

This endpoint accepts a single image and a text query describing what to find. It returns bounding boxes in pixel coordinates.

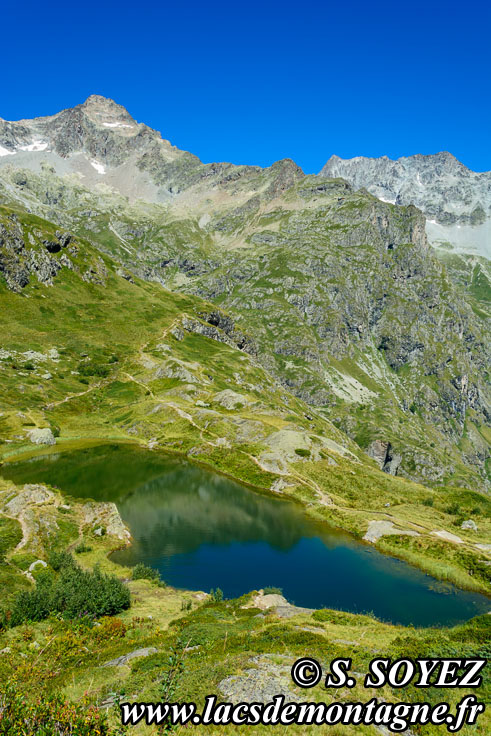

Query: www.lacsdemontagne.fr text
[120,694,485,732]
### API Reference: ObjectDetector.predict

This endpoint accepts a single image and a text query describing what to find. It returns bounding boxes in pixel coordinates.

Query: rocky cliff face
[320,153,491,260]
[0,98,489,490]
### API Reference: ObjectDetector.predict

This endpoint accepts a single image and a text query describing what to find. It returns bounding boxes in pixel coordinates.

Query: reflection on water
[2,444,489,627]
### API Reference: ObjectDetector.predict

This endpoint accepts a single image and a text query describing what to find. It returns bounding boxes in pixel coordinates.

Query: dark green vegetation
[132,563,163,584]
[4,553,130,627]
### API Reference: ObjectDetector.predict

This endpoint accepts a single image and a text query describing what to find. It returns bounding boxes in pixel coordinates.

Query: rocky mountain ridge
[320,153,491,260]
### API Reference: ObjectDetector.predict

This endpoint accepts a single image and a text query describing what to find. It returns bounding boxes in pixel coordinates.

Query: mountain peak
[82,94,123,110]
[79,95,135,125]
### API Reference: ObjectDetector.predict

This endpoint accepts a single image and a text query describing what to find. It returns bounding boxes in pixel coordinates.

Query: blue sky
[3,0,490,172]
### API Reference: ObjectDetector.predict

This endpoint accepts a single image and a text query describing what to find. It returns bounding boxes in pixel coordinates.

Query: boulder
[363,520,419,543]
[28,428,55,445]
[461,519,478,531]
[103,647,158,667]
[367,440,401,475]
[212,389,249,410]
[83,501,130,541]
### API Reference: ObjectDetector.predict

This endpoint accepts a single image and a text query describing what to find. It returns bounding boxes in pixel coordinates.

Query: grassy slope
[0,206,490,734]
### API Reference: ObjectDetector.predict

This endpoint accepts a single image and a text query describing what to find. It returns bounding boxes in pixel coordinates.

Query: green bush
[263,586,283,595]
[445,502,461,515]
[422,497,434,507]
[48,550,74,571]
[77,362,110,378]
[131,562,161,582]
[7,556,130,626]
[74,542,92,554]
[294,448,310,457]
[0,680,111,735]
[210,587,224,602]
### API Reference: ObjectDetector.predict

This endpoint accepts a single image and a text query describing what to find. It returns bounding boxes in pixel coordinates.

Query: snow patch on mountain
[90,160,106,175]
[18,141,49,152]
[102,122,134,129]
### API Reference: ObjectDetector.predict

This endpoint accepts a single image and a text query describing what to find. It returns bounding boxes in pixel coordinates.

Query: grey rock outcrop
[103,647,157,667]
[366,440,401,475]
[28,428,55,445]
[320,153,491,259]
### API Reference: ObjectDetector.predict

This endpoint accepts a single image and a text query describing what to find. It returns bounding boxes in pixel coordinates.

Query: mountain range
[0,95,489,491]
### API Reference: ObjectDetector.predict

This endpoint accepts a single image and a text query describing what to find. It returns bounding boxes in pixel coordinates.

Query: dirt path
[44,380,108,410]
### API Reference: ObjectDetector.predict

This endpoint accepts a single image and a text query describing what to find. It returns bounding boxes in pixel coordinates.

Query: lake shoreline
[2,438,490,612]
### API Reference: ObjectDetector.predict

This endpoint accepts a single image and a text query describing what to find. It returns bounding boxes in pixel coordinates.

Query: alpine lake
[2,443,489,627]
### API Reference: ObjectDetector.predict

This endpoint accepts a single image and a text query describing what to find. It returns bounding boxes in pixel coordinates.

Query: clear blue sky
[3,0,490,172]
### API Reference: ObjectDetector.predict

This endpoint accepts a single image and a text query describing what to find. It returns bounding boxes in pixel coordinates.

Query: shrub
[131,563,161,582]
[0,680,111,735]
[422,497,434,507]
[294,448,310,457]
[210,587,224,602]
[23,362,35,371]
[77,362,110,378]
[445,502,461,515]
[92,617,127,642]
[74,542,92,554]
[263,586,283,595]
[48,550,74,571]
[8,556,130,626]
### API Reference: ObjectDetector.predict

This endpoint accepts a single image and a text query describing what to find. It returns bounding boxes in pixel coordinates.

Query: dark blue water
[2,444,489,627]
